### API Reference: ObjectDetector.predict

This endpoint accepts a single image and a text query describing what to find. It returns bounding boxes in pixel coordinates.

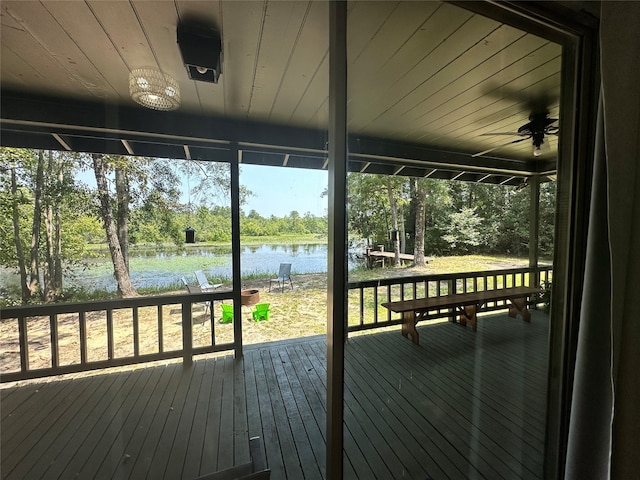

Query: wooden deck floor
[1,311,549,480]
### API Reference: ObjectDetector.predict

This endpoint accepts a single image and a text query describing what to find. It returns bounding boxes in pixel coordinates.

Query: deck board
[129,362,192,478]
[340,339,467,480]
[146,359,201,479]
[1,311,549,479]
[67,369,145,478]
[41,373,132,479]
[199,356,226,476]
[180,358,215,480]
[216,356,237,472]
[232,356,250,469]
[358,329,541,479]
[111,364,178,480]
[270,348,322,480]
[21,373,118,480]
[260,348,306,479]
[2,377,81,453]
[163,360,207,480]
[347,339,505,479]
[91,367,161,479]
[278,347,326,477]
[0,380,50,422]
[5,375,100,479]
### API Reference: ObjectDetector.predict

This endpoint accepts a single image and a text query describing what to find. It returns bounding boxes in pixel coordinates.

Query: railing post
[50,314,59,369]
[157,305,164,353]
[447,278,456,322]
[182,302,193,366]
[133,307,140,357]
[79,311,87,365]
[373,287,380,324]
[107,309,114,360]
[18,316,29,373]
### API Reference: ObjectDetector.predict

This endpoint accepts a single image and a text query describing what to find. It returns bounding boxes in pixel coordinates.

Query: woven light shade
[129,68,180,111]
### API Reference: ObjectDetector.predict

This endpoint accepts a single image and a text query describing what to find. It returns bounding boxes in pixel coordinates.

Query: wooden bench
[381,286,542,345]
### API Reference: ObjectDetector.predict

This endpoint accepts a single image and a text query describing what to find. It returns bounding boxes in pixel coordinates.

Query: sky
[76,161,328,218]
[240,164,328,218]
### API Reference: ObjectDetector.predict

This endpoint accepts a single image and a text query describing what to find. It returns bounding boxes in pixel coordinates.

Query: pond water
[2,244,363,294]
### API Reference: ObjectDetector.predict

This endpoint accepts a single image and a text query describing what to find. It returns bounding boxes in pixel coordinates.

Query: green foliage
[3,146,556,304]
[240,210,327,238]
[347,173,391,245]
[0,148,97,267]
[538,182,556,257]
[422,179,453,255]
[346,173,556,258]
[442,207,483,253]
[2,148,329,303]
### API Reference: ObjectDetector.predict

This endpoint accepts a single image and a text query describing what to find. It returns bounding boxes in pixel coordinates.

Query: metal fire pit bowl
[240,289,260,306]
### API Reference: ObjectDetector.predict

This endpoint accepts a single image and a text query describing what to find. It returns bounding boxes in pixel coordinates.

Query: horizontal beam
[1,90,555,183]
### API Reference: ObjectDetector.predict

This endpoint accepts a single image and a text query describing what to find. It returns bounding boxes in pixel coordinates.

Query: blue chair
[269,263,293,292]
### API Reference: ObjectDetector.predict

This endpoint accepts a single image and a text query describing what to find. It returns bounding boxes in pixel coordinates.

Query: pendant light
[129,68,180,111]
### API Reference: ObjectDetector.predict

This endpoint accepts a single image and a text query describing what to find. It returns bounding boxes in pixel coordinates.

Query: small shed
[184,226,196,244]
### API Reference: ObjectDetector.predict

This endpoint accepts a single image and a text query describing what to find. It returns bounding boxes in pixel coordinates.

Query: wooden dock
[364,249,433,268]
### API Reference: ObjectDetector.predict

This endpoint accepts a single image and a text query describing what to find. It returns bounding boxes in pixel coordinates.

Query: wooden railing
[346,266,552,333]
[1,266,552,383]
[0,290,236,383]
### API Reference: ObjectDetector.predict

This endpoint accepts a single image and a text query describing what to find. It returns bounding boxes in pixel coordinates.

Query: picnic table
[381,286,542,345]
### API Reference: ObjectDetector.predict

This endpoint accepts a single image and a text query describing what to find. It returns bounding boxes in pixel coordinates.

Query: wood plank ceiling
[0,1,562,184]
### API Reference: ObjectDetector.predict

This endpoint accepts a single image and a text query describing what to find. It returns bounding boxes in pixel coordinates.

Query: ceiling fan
[472,111,559,158]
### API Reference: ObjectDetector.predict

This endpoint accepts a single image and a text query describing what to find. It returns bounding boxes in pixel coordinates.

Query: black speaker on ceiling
[177,23,222,84]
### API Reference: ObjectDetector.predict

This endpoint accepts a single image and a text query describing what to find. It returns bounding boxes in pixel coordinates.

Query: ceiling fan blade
[472,137,529,157]
[481,84,559,115]
[478,132,524,136]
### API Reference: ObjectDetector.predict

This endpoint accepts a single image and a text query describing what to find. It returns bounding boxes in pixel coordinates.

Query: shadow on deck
[1,311,548,480]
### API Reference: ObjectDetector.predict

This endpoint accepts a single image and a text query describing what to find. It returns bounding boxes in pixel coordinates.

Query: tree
[89,153,190,296]
[183,161,253,209]
[538,181,556,257]
[92,154,138,298]
[1,148,94,303]
[41,150,68,302]
[412,177,428,267]
[2,149,35,302]
[115,164,130,272]
[386,177,401,266]
[347,173,389,246]
[29,151,45,298]
[442,207,483,253]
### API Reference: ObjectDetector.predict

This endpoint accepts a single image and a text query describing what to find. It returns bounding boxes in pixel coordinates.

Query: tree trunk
[43,200,55,301]
[399,205,406,254]
[53,158,63,297]
[42,151,64,302]
[386,177,400,266]
[28,151,45,299]
[10,163,30,302]
[413,178,427,267]
[407,179,417,253]
[93,154,138,298]
[115,166,130,273]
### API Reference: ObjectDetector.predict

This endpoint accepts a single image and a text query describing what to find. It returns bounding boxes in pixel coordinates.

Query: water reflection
[2,243,366,294]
